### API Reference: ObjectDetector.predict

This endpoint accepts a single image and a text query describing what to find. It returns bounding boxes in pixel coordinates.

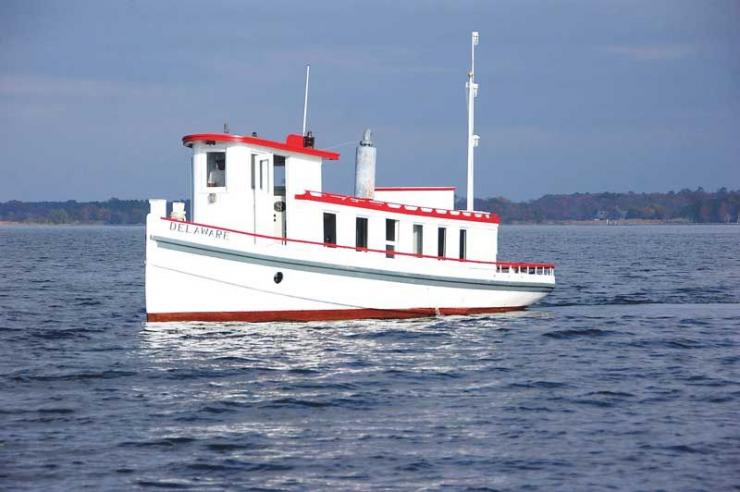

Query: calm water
[1,225,739,491]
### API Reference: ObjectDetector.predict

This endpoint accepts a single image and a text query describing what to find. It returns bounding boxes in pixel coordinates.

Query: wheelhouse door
[273,156,287,239]
[252,153,273,237]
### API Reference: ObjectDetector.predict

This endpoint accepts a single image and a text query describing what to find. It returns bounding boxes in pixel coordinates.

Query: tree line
[0,188,738,224]
[466,188,739,223]
[0,198,152,225]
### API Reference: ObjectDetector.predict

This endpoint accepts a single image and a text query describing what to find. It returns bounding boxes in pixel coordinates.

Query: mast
[466,32,479,211]
[302,65,311,135]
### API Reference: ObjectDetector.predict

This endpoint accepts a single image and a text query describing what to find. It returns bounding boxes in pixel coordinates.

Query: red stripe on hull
[147,306,527,323]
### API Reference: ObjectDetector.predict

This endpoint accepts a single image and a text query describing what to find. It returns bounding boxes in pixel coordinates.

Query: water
[1,225,739,491]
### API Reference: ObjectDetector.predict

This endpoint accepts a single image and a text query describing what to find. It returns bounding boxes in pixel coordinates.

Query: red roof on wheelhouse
[182,133,341,160]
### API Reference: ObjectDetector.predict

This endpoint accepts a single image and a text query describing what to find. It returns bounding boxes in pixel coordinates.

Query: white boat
[145,33,555,322]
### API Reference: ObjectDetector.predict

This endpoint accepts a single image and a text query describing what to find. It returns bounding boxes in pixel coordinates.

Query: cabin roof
[182,133,340,160]
[295,191,500,224]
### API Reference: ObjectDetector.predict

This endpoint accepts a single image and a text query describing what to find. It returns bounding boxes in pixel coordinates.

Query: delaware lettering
[169,221,229,240]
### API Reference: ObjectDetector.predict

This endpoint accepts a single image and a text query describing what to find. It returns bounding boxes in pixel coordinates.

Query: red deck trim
[161,217,555,269]
[182,133,340,160]
[375,186,456,192]
[295,191,500,224]
[147,306,526,323]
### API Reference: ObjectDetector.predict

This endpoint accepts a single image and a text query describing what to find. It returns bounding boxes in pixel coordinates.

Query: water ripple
[0,225,738,491]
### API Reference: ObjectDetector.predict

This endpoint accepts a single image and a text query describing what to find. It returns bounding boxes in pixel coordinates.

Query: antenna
[302,65,311,135]
[466,31,480,211]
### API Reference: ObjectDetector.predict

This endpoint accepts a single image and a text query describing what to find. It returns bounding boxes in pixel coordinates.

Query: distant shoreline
[2,189,738,224]
[2,220,737,227]
[0,221,143,226]
[510,219,703,225]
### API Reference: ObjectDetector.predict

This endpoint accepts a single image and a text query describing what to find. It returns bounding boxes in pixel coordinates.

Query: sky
[1,0,738,202]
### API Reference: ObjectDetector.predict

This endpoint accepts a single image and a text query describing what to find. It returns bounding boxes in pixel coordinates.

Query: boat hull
[145,216,554,323]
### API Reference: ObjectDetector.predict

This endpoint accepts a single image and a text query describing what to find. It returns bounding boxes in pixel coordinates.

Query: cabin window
[274,155,286,196]
[206,152,226,188]
[385,219,398,258]
[323,213,337,246]
[459,229,467,260]
[356,217,368,249]
[437,227,446,258]
[413,224,423,256]
[385,219,397,242]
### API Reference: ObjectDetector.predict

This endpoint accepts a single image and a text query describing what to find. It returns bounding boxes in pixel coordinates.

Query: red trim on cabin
[182,133,340,160]
[160,217,555,269]
[147,305,526,323]
[295,191,500,224]
[375,186,456,192]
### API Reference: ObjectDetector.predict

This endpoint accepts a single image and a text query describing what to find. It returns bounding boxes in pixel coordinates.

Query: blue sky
[1,0,738,202]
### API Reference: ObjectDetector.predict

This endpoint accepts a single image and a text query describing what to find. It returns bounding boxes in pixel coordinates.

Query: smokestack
[354,129,376,198]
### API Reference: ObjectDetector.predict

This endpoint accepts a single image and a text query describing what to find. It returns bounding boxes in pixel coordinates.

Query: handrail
[294,190,501,224]
[160,217,555,270]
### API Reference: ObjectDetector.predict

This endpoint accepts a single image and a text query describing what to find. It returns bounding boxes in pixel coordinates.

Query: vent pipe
[354,129,376,198]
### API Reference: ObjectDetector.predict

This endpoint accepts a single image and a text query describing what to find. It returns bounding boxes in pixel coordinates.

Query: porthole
[274,272,283,284]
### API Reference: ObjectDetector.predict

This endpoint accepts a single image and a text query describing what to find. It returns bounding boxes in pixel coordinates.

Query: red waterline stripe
[146,306,527,323]
[160,217,555,269]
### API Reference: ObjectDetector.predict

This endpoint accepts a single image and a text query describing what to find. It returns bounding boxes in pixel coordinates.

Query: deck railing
[295,190,501,224]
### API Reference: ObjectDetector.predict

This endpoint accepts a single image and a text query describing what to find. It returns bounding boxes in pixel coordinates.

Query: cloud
[604,44,696,61]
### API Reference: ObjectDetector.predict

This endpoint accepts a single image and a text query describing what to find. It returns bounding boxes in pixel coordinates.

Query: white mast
[302,65,311,135]
[466,32,480,211]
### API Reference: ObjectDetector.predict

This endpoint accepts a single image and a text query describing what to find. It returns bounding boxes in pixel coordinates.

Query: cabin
[181,132,500,264]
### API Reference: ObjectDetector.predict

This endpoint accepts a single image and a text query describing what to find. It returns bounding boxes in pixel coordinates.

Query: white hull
[145,215,554,322]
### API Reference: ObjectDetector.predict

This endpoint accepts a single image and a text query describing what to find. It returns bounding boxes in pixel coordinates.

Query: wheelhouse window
[206,152,226,188]
[274,155,286,196]
[356,217,368,250]
[250,154,256,189]
[323,213,337,246]
[413,224,423,256]
[459,229,467,260]
[259,157,269,190]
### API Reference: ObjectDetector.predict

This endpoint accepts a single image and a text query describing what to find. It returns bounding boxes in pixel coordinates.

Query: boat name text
[169,221,229,240]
